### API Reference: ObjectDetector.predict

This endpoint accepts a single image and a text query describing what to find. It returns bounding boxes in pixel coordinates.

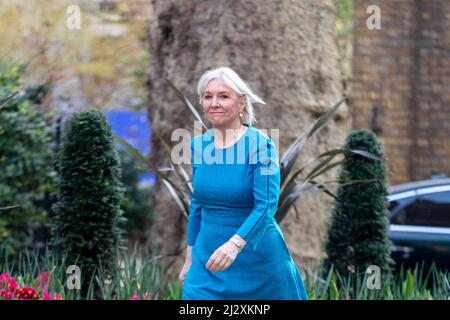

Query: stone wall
[351,0,450,184]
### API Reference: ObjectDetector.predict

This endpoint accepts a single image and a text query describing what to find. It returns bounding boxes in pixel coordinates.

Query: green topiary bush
[50,109,127,297]
[323,129,394,279]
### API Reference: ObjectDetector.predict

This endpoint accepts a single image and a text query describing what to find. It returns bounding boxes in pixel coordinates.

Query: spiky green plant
[1,246,448,300]
[162,279,183,300]
[0,244,166,300]
[302,262,450,300]
[50,109,127,297]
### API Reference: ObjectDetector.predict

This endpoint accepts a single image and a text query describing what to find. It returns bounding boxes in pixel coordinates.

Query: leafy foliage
[0,61,56,256]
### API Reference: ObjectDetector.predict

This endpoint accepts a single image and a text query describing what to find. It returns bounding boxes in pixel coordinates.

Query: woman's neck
[213,121,245,148]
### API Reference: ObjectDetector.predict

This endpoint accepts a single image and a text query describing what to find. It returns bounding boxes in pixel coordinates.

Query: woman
[179,66,308,300]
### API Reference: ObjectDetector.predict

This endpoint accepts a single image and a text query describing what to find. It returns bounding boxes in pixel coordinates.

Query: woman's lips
[210,112,224,115]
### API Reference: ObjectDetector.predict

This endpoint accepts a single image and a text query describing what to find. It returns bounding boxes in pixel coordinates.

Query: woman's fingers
[216,257,230,272]
[207,252,233,272]
[205,255,213,270]
[179,263,191,283]
[206,252,221,270]
[210,257,224,272]
[206,252,217,270]
[206,241,241,272]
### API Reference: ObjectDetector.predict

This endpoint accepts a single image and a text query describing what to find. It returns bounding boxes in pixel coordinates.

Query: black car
[387,177,450,273]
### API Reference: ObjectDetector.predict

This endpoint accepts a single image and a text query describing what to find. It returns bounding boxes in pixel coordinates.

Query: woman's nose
[210,96,219,107]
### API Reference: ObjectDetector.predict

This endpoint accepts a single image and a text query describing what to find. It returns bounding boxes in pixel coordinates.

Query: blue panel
[105,110,155,185]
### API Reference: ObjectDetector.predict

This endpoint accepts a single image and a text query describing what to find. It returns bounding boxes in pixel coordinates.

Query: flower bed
[0,272,62,300]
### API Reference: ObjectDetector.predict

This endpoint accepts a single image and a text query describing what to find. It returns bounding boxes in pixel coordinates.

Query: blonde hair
[197,66,265,125]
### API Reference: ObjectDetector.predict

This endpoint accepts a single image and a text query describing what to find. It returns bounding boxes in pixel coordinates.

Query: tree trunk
[146,0,351,284]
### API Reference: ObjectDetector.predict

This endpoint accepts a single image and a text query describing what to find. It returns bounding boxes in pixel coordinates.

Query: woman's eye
[220,95,228,99]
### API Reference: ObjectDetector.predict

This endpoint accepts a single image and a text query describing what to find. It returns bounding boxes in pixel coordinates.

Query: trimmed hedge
[50,109,127,296]
[323,129,394,278]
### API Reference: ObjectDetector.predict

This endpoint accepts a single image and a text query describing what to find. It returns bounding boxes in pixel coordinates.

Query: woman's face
[201,78,245,128]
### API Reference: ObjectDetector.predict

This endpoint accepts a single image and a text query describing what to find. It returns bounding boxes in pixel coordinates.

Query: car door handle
[391,245,415,253]
[391,245,415,259]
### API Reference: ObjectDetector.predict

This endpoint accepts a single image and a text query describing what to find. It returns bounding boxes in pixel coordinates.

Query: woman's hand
[179,246,193,285]
[178,260,192,285]
[206,236,246,272]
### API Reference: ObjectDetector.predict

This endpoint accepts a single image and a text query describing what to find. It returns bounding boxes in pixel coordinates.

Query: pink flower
[0,273,9,280]
[37,272,49,291]
[53,293,63,300]
[0,271,64,300]
[0,274,18,300]
[42,291,52,300]
[42,291,63,300]
[7,278,18,291]
[0,289,14,300]
[15,287,39,300]
[129,294,140,300]
[0,273,10,286]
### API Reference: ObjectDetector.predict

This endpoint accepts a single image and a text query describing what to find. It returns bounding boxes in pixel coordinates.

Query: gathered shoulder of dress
[182,124,308,300]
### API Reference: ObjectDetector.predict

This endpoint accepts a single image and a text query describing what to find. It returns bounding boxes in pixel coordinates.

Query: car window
[388,195,416,224]
[404,191,450,227]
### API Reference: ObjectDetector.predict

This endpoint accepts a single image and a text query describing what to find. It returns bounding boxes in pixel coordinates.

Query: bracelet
[229,238,244,251]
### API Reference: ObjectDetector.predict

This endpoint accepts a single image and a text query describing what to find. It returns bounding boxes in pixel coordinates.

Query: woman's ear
[240,96,246,109]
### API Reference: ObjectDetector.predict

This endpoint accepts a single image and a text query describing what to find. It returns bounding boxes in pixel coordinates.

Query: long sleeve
[235,136,281,251]
[186,138,202,246]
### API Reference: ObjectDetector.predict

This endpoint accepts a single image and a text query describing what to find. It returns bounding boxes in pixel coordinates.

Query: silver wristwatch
[229,238,244,250]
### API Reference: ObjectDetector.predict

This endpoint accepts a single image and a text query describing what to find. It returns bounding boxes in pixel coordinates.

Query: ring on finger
[220,259,228,266]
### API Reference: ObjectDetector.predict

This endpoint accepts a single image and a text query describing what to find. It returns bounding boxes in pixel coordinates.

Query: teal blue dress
[182,123,308,300]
